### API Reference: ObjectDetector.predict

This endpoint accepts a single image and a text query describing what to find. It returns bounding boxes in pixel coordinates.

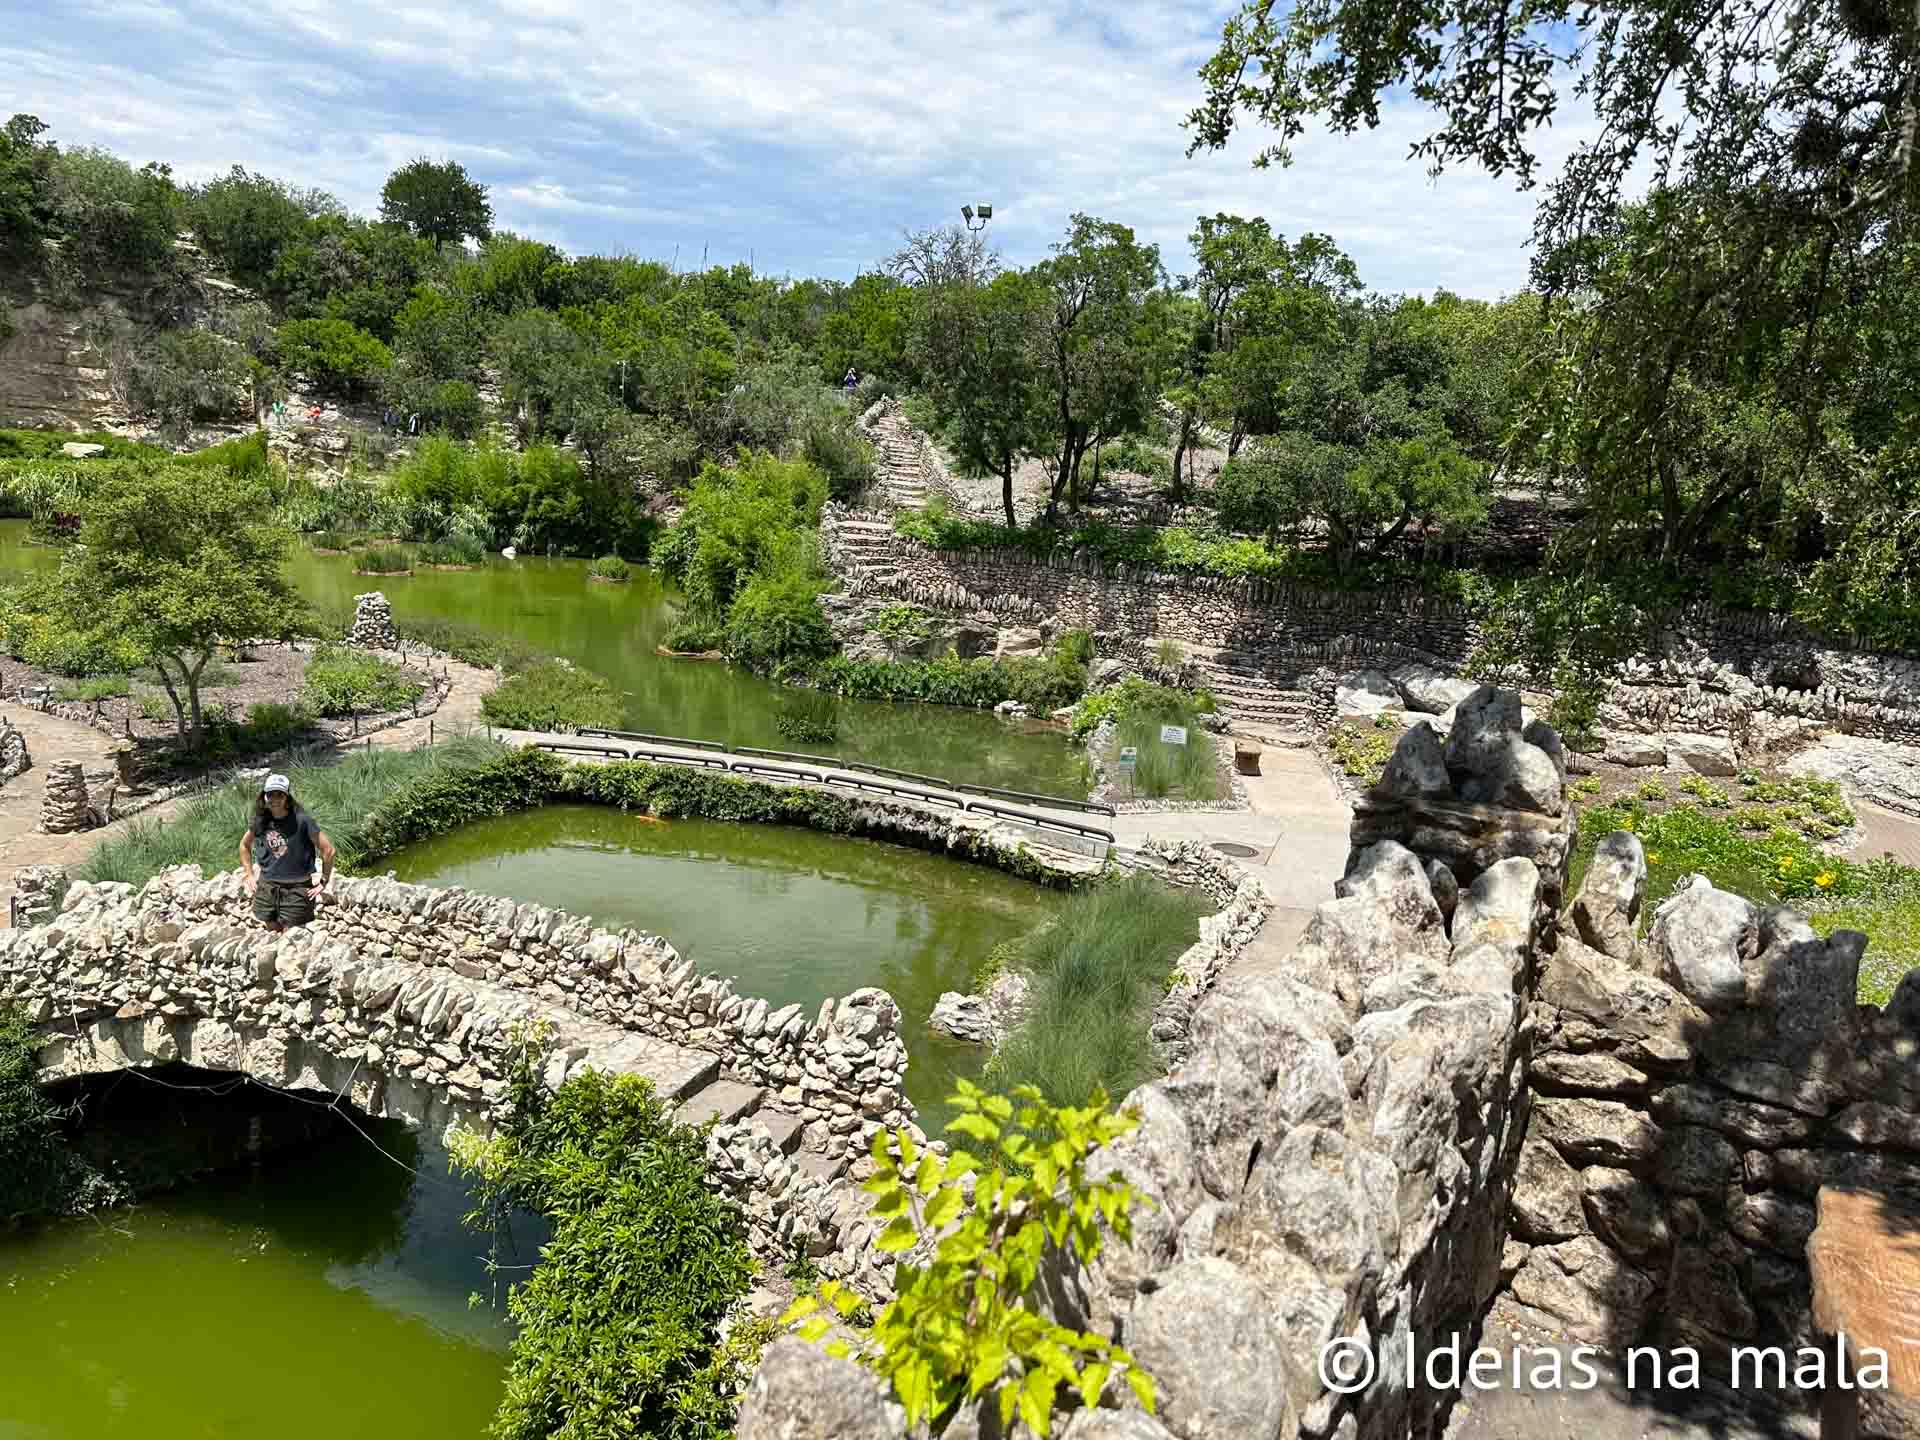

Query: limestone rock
[1531,1096,1661,1166]
[1535,935,1705,1071]
[1568,831,1645,961]
[1580,1166,1670,1262]
[1334,841,1448,962]
[1601,734,1668,768]
[994,626,1045,659]
[59,441,106,459]
[1425,859,1459,920]
[1511,1138,1585,1241]
[1372,722,1451,803]
[1335,669,1399,716]
[1449,857,1540,973]
[1391,663,1478,715]
[734,1338,905,1440]
[1061,1410,1181,1440]
[1507,1237,1656,1346]
[1649,875,1757,1013]
[927,992,992,1045]
[0,716,30,784]
[1666,732,1738,777]
[1123,1258,1297,1440]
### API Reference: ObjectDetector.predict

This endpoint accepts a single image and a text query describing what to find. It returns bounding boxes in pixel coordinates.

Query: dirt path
[361,652,495,750]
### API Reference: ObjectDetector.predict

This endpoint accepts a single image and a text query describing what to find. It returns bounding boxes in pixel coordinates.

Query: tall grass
[1115,704,1220,800]
[77,735,508,887]
[988,875,1207,1107]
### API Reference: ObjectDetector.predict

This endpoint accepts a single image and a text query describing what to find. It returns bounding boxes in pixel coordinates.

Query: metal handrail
[960,798,1115,842]
[729,760,825,784]
[577,727,732,753]
[951,781,1116,817]
[534,741,634,760]
[732,745,841,768]
[628,747,731,770]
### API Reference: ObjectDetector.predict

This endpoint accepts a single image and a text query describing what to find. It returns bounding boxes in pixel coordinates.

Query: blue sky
[4,0,1602,297]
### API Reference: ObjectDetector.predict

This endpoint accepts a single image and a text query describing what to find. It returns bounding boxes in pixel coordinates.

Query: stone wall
[736,688,1572,1440]
[1504,835,1920,1430]
[7,862,923,1168]
[820,506,1920,749]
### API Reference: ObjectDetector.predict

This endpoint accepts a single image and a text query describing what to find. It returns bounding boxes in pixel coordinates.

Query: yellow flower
[1778,854,1796,870]
[1815,871,1836,889]
[1646,851,1662,865]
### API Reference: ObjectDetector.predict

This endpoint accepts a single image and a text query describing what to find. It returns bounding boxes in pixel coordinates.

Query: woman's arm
[313,827,336,893]
[240,830,255,886]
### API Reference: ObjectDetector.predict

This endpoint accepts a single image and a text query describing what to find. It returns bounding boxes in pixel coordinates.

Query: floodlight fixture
[962,202,994,232]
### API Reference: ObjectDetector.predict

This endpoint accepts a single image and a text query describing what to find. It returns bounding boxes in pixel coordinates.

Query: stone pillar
[38,759,93,834]
[0,715,29,784]
[10,864,66,926]
[347,591,398,650]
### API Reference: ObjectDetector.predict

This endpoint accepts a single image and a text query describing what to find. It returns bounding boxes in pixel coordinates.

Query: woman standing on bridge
[240,774,335,931]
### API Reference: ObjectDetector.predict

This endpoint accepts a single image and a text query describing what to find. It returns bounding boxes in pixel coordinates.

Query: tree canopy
[379,157,493,252]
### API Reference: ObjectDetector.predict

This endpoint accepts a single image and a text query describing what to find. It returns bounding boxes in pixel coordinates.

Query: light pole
[961,203,994,233]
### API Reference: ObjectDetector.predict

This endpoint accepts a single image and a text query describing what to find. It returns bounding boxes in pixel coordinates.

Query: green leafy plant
[1635,779,1670,802]
[54,674,130,703]
[1569,775,1602,799]
[416,533,485,566]
[1068,678,1217,743]
[1328,720,1397,785]
[782,1081,1157,1439]
[871,604,933,650]
[1677,774,1732,807]
[588,553,633,581]
[479,658,624,732]
[299,642,425,717]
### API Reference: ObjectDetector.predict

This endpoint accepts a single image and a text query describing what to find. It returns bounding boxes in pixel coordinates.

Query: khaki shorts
[252,880,315,926]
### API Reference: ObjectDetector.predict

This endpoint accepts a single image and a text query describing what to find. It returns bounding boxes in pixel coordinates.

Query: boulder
[59,442,106,459]
[1601,734,1668,768]
[1091,659,1128,689]
[928,992,992,1045]
[1567,830,1646,961]
[1334,841,1448,960]
[1666,733,1739,777]
[1062,1410,1181,1440]
[1648,875,1758,1013]
[1123,1258,1297,1440]
[994,626,1046,659]
[1391,663,1479,715]
[1511,1137,1586,1241]
[1334,669,1399,716]
[1372,721,1451,804]
[734,1339,905,1440]
[1450,857,1540,972]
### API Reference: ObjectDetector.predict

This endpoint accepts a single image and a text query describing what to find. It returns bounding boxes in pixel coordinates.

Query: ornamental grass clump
[587,553,633,581]
[784,1081,1157,1439]
[479,658,625,733]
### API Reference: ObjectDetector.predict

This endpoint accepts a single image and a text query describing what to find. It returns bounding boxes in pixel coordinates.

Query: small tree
[379,157,492,252]
[47,460,306,744]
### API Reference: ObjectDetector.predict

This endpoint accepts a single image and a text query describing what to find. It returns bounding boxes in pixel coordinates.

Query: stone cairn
[37,759,93,834]
[0,715,29,785]
[347,592,398,650]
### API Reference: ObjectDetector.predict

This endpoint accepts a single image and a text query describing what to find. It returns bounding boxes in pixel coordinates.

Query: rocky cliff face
[0,239,252,441]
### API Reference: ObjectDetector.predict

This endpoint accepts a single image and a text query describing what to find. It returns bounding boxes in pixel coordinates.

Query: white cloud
[2,0,1621,295]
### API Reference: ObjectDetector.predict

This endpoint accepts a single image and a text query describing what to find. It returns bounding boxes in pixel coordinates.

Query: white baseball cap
[264,774,291,794]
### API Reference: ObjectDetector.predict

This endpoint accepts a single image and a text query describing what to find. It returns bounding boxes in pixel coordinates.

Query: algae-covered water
[386,805,1063,1125]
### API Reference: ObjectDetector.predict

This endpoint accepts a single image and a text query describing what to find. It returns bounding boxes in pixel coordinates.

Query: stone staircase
[1191,649,1317,743]
[674,1073,848,1182]
[831,518,906,591]
[869,411,930,511]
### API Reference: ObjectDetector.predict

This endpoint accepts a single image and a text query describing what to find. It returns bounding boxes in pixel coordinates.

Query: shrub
[802,414,876,501]
[725,571,836,672]
[1068,678,1215,742]
[2,1002,78,1223]
[480,658,624,733]
[784,1082,1158,1438]
[54,675,131,703]
[449,1037,755,1440]
[242,700,311,749]
[352,545,411,574]
[773,693,839,745]
[588,553,633,581]
[1115,705,1220,800]
[870,604,932,650]
[1328,720,1397,786]
[299,642,425,716]
[309,528,357,552]
[274,317,393,398]
[1055,627,1095,667]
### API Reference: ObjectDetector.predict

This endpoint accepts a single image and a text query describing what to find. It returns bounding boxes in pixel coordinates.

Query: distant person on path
[408,412,420,435]
[240,774,334,932]
[843,367,858,395]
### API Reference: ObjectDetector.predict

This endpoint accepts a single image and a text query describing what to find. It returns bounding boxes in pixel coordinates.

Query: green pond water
[0,520,1087,797]
[386,805,1064,1128]
[0,519,1071,1430]
[0,1116,515,1439]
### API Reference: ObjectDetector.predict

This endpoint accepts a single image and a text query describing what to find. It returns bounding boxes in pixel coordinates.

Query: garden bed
[0,641,447,788]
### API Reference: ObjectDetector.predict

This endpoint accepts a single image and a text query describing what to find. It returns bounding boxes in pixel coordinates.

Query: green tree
[914,269,1051,526]
[1031,215,1172,519]
[114,327,252,441]
[46,147,182,274]
[379,157,493,252]
[44,460,306,742]
[275,317,393,399]
[0,114,56,263]
[189,167,338,292]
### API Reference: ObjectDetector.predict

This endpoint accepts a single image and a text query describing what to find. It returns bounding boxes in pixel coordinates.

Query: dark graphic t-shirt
[255,812,320,884]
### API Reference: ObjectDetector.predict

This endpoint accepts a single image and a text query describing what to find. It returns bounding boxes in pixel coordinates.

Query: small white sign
[1117,746,1138,766]
[1160,725,1189,746]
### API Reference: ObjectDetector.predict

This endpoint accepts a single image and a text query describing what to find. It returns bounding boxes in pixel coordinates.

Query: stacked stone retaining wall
[820,505,1920,748]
